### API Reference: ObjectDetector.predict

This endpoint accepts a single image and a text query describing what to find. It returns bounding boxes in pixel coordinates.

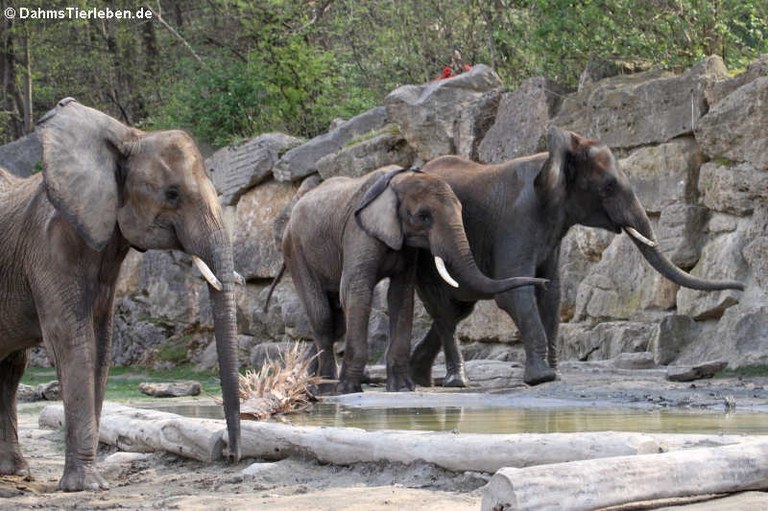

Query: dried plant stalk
[238,342,323,421]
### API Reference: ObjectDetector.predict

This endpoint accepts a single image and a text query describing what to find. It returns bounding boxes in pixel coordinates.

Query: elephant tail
[263,262,286,313]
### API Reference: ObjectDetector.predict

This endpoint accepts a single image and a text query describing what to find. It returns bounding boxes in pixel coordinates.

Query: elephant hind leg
[0,349,30,477]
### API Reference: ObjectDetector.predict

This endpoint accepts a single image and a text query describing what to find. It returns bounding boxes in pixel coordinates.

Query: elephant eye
[601,180,617,197]
[411,209,432,226]
[165,186,181,205]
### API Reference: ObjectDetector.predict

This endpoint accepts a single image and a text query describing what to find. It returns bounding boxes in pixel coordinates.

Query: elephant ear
[38,98,137,251]
[534,125,573,202]
[354,167,408,250]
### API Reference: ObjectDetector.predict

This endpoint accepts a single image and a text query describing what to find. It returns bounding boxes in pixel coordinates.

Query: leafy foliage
[1,0,766,146]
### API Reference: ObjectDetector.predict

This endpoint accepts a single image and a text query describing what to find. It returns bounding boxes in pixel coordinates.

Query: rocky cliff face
[8,55,766,371]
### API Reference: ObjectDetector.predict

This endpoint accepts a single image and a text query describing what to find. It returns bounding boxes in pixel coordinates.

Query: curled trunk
[432,224,547,296]
[631,236,744,291]
[623,210,744,291]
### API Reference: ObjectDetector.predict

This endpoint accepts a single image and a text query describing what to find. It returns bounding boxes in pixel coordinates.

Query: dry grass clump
[239,342,323,421]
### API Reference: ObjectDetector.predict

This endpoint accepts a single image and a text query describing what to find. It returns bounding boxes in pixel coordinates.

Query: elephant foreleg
[339,274,377,394]
[0,349,30,477]
[496,287,556,386]
[385,256,417,392]
[37,294,108,492]
[92,307,115,426]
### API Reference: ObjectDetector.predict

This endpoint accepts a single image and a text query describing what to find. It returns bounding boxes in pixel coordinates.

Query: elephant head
[356,168,547,294]
[535,126,743,291]
[38,98,241,461]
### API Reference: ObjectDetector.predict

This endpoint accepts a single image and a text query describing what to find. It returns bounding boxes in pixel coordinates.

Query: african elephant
[410,126,745,387]
[281,166,547,394]
[0,98,241,491]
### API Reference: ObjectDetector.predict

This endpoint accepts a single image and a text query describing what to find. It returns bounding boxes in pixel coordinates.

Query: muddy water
[149,401,768,436]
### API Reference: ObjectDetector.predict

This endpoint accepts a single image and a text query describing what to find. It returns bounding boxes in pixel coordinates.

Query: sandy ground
[3,362,768,510]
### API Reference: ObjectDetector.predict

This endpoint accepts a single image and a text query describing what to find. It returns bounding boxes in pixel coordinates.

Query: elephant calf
[0,99,241,491]
[282,166,547,393]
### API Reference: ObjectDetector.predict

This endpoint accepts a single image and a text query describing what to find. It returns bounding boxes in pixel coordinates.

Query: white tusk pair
[192,256,223,291]
[434,256,460,288]
[625,227,658,248]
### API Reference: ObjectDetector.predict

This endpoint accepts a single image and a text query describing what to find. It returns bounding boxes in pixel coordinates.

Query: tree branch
[150,1,205,66]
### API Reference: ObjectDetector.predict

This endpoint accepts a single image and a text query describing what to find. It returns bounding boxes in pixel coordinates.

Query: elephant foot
[312,382,340,396]
[386,372,414,392]
[0,452,29,477]
[59,463,109,492]
[523,359,557,386]
[442,366,468,388]
[409,360,434,387]
[336,379,363,394]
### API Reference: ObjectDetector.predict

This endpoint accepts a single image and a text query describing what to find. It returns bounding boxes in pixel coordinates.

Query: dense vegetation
[2,0,766,147]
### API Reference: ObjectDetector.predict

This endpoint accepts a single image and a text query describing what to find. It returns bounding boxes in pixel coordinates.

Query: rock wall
[6,56,766,371]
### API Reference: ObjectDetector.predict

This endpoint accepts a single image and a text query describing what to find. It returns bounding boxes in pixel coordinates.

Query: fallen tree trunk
[40,403,749,473]
[482,439,768,511]
[40,403,226,462]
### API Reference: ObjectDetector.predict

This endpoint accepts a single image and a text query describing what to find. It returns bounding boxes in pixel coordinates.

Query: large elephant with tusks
[410,126,744,387]
[0,99,241,491]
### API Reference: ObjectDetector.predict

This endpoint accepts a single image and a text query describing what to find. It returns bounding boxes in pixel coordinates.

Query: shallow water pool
[144,399,768,436]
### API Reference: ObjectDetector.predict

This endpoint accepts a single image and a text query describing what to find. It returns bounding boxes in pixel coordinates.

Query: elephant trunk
[431,223,547,296]
[621,202,744,291]
[191,231,242,462]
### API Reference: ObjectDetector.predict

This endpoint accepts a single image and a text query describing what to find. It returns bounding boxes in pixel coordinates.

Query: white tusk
[234,271,246,286]
[434,256,460,288]
[625,227,658,248]
[192,256,223,291]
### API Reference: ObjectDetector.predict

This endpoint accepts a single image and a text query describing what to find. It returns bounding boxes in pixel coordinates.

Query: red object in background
[435,64,472,81]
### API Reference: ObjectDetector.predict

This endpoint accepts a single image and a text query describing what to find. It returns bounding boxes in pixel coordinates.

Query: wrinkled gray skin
[282,168,547,394]
[411,126,745,387]
[0,99,241,492]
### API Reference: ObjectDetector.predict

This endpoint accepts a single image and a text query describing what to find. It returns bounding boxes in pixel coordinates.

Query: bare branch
[150,1,205,66]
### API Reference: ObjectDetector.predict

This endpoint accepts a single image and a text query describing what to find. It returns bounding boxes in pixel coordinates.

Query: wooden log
[39,403,225,462]
[482,439,768,511]
[38,403,753,473]
[230,421,748,473]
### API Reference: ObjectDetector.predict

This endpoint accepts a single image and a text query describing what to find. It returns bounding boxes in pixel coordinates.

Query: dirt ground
[3,361,768,510]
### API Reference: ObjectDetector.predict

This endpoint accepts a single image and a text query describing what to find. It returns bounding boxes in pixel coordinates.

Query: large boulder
[552,56,729,149]
[232,180,298,280]
[650,315,699,365]
[456,300,519,344]
[478,77,566,163]
[558,321,657,362]
[559,226,614,321]
[675,305,768,368]
[453,90,502,161]
[677,231,747,320]
[655,204,708,270]
[384,64,503,161]
[699,161,768,216]
[619,137,703,214]
[206,133,302,206]
[316,129,416,180]
[273,107,388,182]
[696,76,768,170]
[574,232,678,322]
[0,132,41,177]
[708,54,768,105]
